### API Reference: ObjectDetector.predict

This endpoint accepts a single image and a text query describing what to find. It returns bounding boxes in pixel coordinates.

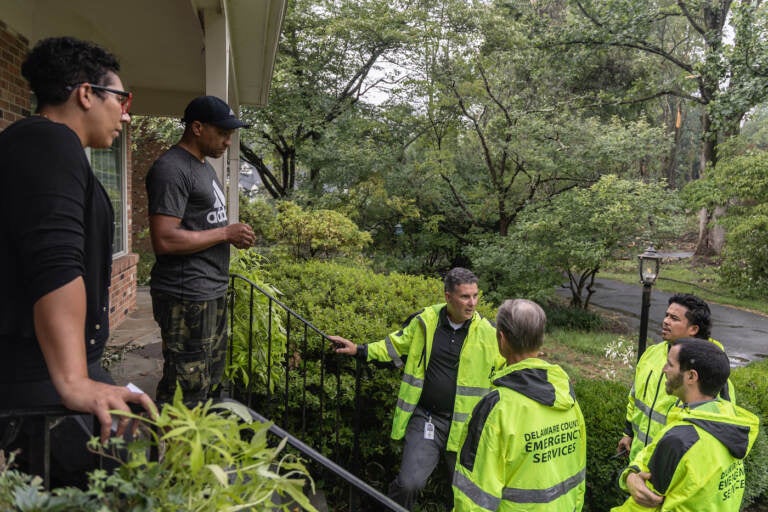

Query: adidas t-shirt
[146,145,230,300]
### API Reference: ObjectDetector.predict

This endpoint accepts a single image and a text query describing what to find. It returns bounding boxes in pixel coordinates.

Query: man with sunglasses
[146,96,255,405]
[0,36,155,487]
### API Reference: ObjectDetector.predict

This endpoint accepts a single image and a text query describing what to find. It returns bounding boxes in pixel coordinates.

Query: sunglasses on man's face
[67,83,133,115]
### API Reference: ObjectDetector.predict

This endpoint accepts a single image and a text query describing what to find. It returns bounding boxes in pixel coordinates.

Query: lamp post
[637,245,662,360]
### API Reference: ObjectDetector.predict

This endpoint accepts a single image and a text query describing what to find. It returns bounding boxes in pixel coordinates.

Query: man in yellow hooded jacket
[613,338,759,511]
[452,299,586,511]
[617,294,735,462]
[329,267,503,510]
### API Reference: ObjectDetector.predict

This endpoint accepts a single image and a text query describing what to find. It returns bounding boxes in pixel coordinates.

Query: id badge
[424,420,435,440]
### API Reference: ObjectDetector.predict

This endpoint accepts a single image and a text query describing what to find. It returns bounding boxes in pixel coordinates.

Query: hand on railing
[58,379,157,443]
[327,335,357,356]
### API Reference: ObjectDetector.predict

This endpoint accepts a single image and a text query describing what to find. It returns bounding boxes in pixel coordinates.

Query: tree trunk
[694,205,727,257]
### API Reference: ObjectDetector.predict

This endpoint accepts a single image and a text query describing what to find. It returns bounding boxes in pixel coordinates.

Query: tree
[689,139,768,296]
[239,0,417,199]
[561,0,768,255]
[429,1,671,235]
[515,175,681,308]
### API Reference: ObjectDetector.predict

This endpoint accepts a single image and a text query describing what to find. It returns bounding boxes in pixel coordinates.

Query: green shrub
[264,260,496,346]
[238,196,278,245]
[136,248,155,286]
[730,360,768,508]
[271,201,372,260]
[574,378,630,511]
[545,303,605,331]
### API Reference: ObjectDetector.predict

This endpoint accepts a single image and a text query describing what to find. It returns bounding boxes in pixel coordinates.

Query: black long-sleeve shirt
[0,116,113,388]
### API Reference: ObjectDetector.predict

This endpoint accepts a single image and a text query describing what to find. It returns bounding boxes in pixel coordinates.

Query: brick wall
[0,21,30,130]
[0,22,138,329]
[110,127,139,328]
[132,134,170,255]
[110,252,139,327]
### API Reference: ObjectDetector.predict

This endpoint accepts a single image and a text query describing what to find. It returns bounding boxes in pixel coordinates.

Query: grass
[544,328,636,384]
[601,257,768,316]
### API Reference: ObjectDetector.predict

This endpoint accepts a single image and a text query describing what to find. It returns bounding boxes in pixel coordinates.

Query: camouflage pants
[152,292,228,405]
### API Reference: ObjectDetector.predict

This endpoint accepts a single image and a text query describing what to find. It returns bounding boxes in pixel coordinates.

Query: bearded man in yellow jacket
[613,338,758,511]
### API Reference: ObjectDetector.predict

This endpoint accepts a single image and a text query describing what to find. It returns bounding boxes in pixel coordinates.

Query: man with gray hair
[453,299,587,511]
[329,267,503,510]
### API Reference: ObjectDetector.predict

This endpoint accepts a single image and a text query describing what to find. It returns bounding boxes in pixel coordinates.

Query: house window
[88,132,127,256]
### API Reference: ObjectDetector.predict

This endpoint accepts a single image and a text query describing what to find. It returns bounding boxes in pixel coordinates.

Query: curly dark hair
[668,293,711,340]
[21,36,120,110]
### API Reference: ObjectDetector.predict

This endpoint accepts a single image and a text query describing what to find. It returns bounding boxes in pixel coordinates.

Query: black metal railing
[0,406,104,490]
[232,399,407,512]
[227,273,390,511]
[0,276,399,510]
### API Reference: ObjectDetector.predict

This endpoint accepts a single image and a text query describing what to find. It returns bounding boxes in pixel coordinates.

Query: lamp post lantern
[637,245,662,360]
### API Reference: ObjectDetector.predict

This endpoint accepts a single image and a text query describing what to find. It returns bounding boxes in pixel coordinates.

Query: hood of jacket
[492,358,576,411]
[669,401,759,460]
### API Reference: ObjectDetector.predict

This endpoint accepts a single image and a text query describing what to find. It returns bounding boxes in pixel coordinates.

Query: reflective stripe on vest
[454,468,586,508]
[454,471,500,511]
[396,397,417,413]
[384,335,404,368]
[634,397,668,426]
[402,373,424,388]
[633,396,666,444]
[502,468,586,503]
[457,385,490,397]
[632,421,653,445]
[453,412,468,423]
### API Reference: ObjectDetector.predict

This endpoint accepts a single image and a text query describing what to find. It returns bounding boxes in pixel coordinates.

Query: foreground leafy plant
[1,390,316,511]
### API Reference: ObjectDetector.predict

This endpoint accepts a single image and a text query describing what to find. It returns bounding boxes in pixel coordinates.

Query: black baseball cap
[182,95,250,129]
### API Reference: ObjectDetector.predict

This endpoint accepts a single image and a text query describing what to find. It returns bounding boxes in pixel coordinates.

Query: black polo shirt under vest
[418,306,471,416]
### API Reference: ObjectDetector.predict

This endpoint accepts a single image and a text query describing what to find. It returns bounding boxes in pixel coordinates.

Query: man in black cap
[146,95,255,405]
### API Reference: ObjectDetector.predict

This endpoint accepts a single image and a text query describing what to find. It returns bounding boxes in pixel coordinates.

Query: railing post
[349,356,364,511]
[283,315,291,430]
[227,277,235,398]
[301,325,308,436]
[247,285,255,406]
[267,298,273,415]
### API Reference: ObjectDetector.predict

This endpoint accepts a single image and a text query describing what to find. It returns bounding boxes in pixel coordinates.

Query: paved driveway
[557,278,768,365]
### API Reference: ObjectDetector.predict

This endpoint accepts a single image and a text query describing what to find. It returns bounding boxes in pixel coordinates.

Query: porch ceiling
[1,0,286,116]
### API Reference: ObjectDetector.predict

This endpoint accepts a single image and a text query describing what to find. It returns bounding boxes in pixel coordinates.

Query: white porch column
[201,5,240,222]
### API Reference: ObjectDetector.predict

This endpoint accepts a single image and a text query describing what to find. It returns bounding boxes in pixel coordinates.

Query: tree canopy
[130,0,768,301]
